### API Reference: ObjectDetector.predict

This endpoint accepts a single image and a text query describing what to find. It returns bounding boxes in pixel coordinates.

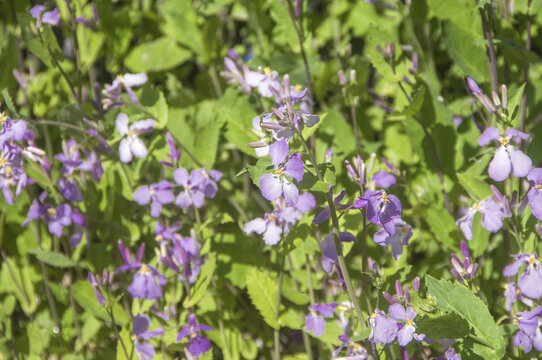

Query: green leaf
[508,83,526,128]
[27,249,77,268]
[247,158,273,187]
[426,205,457,250]
[470,212,490,258]
[417,313,470,340]
[245,269,279,330]
[425,275,505,358]
[140,87,169,129]
[124,37,191,72]
[457,172,492,201]
[297,172,329,193]
[1,89,17,116]
[184,253,216,308]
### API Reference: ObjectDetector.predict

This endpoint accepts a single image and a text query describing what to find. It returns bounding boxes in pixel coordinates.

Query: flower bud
[260,122,285,131]
[338,70,347,85]
[413,277,420,292]
[501,84,508,109]
[491,90,501,107]
[349,69,356,83]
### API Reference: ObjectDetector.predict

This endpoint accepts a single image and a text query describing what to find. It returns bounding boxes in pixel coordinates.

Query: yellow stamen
[264,67,272,75]
[4,166,12,177]
[275,169,283,176]
[0,112,6,123]
[406,319,414,326]
[0,157,6,167]
[529,256,537,265]
[381,192,390,203]
[140,264,148,273]
[500,138,509,146]
[295,84,302,92]
[155,234,163,241]
[401,226,409,235]
[371,313,376,319]
[269,214,276,222]
[127,130,135,136]
[48,208,56,216]
[536,184,542,190]
[473,203,480,210]
[131,335,137,341]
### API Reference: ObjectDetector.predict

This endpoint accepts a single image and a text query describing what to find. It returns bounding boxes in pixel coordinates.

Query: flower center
[127,130,135,136]
[500,138,509,146]
[406,319,414,326]
[536,184,542,190]
[4,166,12,177]
[131,335,137,341]
[0,157,6,167]
[295,84,302,92]
[401,226,409,235]
[264,67,271,75]
[48,208,56,216]
[155,234,163,241]
[371,313,376,319]
[269,214,276,222]
[0,112,6,123]
[275,169,283,177]
[381,192,390,203]
[473,203,480,210]
[140,264,149,273]
[529,256,537,265]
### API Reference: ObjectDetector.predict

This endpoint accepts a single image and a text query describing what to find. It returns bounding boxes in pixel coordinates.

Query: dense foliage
[1,0,542,359]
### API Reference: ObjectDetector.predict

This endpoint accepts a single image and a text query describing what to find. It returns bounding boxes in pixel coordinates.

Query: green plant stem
[284,1,314,112]
[274,256,285,360]
[46,45,82,109]
[106,307,130,360]
[212,278,232,359]
[32,120,89,133]
[520,0,532,134]
[348,94,361,148]
[296,130,366,331]
[0,250,32,309]
[477,4,499,93]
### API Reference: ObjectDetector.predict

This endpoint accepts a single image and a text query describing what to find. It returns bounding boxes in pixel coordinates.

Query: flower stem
[520,0,532,134]
[478,4,499,93]
[274,256,285,360]
[296,130,366,331]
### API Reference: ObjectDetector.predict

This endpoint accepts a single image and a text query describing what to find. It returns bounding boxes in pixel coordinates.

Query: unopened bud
[260,121,285,131]
[345,160,358,180]
[480,94,497,113]
[349,69,356,83]
[411,53,418,72]
[325,148,333,163]
[250,128,265,138]
[271,107,285,120]
[246,140,268,148]
[491,91,501,107]
[395,280,403,298]
[413,277,420,292]
[382,291,396,304]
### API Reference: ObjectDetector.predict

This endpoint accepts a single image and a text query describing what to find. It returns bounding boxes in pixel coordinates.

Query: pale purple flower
[195,168,222,198]
[132,314,164,360]
[88,272,106,306]
[80,151,104,181]
[116,113,155,163]
[102,73,148,109]
[514,307,542,353]
[44,204,72,237]
[313,189,346,224]
[383,279,417,305]
[504,253,542,299]
[388,303,425,346]
[0,143,28,204]
[259,141,303,206]
[456,196,507,240]
[450,241,478,284]
[373,218,412,260]
[504,283,533,312]
[370,170,396,189]
[160,235,202,284]
[361,190,402,235]
[333,334,368,359]
[244,212,283,246]
[0,115,28,146]
[368,309,398,345]
[305,303,337,336]
[222,57,251,93]
[444,348,462,360]
[177,314,212,358]
[173,168,205,208]
[116,240,166,300]
[133,181,175,217]
[467,77,496,113]
[527,168,542,221]
[160,132,181,167]
[29,5,61,28]
[154,221,182,243]
[478,127,532,182]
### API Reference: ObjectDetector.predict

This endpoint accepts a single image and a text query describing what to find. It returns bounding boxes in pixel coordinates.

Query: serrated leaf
[27,249,77,268]
[1,89,17,116]
[508,83,526,128]
[425,275,505,358]
[245,269,279,330]
[417,313,470,340]
[247,158,273,187]
[184,253,216,308]
[457,172,492,201]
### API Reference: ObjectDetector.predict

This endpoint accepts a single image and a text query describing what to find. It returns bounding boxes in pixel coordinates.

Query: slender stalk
[67,2,83,102]
[46,45,82,108]
[478,4,499,93]
[212,278,232,359]
[284,1,314,112]
[348,94,361,148]
[296,130,366,331]
[32,120,89,133]
[306,255,315,305]
[107,307,130,359]
[274,257,285,360]
[1,250,31,307]
[520,0,532,133]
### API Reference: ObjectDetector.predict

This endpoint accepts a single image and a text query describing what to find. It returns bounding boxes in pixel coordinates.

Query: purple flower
[456,196,507,240]
[132,314,164,360]
[383,279,418,305]
[79,151,104,181]
[373,218,412,260]
[244,212,283,246]
[88,272,106,306]
[320,232,356,274]
[513,307,542,353]
[154,221,182,243]
[259,141,304,206]
[116,240,166,300]
[450,241,478,284]
[195,168,222,198]
[115,113,155,163]
[0,114,27,147]
[44,204,72,237]
[173,168,206,208]
[370,170,396,189]
[467,77,496,113]
[313,189,346,224]
[504,283,533,312]
[29,5,61,28]
[361,190,402,235]
[333,334,368,359]
[444,348,462,360]
[527,168,542,221]
[0,143,28,204]
[478,127,532,182]
[177,314,212,358]
[102,73,148,109]
[133,181,175,217]
[160,132,181,167]
[160,235,202,284]
[305,303,338,336]
[368,309,398,345]
[388,304,425,346]
[504,253,542,299]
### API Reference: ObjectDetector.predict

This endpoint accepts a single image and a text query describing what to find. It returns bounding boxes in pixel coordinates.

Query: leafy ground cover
[0,0,542,359]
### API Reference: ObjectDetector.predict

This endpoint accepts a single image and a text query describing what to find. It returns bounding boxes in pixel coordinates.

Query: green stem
[296,130,366,331]
[107,307,130,359]
[274,257,285,360]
